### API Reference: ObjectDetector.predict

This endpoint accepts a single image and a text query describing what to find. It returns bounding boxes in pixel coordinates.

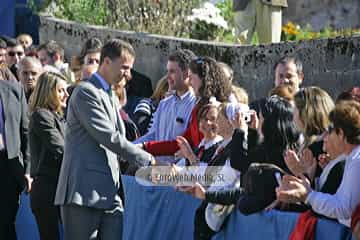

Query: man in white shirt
[276,100,360,226]
[135,49,197,163]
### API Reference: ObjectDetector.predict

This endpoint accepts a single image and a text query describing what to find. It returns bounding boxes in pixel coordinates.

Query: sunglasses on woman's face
[8,51,24,57]
[195,57,204,64]
[326,124,335,134]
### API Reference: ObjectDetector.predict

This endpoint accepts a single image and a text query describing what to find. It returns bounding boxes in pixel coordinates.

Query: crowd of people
[0,32,359,240]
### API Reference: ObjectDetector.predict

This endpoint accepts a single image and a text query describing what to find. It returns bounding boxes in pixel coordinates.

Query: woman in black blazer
[28,72,69,240]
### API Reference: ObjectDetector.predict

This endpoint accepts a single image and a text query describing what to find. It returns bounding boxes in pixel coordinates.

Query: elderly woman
[29,72,69,240]
[277,100,360,227]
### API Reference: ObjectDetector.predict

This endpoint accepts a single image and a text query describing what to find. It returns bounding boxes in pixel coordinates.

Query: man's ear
[53,52,61,62]
[338,128,347,143]
[298,72,304,85]
[183,69,190,80]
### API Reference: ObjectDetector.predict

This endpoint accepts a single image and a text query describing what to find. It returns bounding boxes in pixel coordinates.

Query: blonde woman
[284,86,336,185]
[28,72,68,240]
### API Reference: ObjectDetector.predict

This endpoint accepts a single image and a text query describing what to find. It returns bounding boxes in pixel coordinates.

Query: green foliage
[33,1,360,44]
[36,0,202,38]
[282,21,360,42]
[215,0,234,26]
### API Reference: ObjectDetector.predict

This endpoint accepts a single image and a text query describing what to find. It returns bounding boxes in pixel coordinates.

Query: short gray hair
[18,56,43,71]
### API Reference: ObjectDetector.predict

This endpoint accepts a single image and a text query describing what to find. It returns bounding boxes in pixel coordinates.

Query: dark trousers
[0,152,22,240]
[194,202,217,240]
[32,205,60,240]
[30,177,61,240]
[61,204,123,240]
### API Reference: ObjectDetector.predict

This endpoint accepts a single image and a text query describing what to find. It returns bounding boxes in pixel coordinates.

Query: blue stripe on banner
[16,176,355,240]
[0,0,16,37]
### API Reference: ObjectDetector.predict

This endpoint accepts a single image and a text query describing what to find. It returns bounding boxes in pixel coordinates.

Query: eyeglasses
[326,124,335,134]
[8,51,24,57]
[195,57,204,64]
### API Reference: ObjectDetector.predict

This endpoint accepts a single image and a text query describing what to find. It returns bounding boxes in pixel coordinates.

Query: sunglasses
[326,124,335,134]
[8,51,24,57]
[197,57,205,63]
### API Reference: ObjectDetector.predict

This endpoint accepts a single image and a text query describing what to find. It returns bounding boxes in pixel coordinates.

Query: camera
[235,103,251,123]
[243,111,251,123]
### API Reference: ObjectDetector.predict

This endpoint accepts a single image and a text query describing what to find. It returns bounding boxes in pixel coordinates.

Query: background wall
[284,0,360,31]
[39,15,360,100]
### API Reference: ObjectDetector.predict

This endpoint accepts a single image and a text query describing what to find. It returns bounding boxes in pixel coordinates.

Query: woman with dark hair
[179,96,298,240]
[143,56,233,158]
[231,95,300,174]
[28,72,69,240]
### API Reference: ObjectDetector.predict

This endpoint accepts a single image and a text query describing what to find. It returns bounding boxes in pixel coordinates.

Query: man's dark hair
[6,38,22,48]
[274,56,303,74]
[37,40,65,59]
[79,37,103,60]
[168,49,196,71]
[0,39,6,49]
[99,39,135,65]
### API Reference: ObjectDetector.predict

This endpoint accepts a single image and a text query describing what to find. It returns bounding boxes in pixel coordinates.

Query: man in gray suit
[233,0,288,44]
[55,39,156,239]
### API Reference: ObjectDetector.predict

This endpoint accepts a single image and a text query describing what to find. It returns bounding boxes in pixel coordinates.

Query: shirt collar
[347,145,360,163]
[93,72,111,92]
[173,89,193,100]
[199,135,223,150]
[319,154,345,189]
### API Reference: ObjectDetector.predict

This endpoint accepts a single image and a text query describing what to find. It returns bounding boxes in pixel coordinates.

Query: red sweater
[145,106,204,156]
[289,210,317,240]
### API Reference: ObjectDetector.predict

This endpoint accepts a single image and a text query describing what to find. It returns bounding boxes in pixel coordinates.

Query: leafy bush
[35,0,202,38]
[282,21,360,42]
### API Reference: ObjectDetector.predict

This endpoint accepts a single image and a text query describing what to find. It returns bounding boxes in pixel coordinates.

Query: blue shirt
[93,72,111,92]
[134,90,197,162]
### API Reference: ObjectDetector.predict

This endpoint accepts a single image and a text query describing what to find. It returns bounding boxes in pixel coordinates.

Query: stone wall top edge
[40,15,360,50]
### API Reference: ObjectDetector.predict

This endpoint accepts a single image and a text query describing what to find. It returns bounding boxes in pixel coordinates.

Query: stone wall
[284,0,360,30]
[39,15,360,100]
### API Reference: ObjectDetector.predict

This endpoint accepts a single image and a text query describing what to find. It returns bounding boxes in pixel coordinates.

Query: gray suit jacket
[55,74,151,210]
[0,80,29,189]
[233,0,287,11]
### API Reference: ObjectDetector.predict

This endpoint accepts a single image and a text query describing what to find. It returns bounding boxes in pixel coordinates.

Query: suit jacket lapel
[87,75,117,125]
[1,86,11,141]
[113,96,125,134]
[54,113,65,137]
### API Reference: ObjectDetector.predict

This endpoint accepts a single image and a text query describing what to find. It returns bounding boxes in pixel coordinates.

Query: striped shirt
[134,90,197,162]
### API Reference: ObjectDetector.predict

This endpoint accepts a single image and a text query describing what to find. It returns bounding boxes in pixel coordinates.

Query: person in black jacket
[231,95,300,174]
[0,80,30,240]
[28,72,69,240]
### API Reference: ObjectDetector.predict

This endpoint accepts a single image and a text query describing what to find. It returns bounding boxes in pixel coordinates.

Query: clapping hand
[318,153,331,169]
[276,174,312,203]
[177,182,206,200]
[176,136,198,165]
